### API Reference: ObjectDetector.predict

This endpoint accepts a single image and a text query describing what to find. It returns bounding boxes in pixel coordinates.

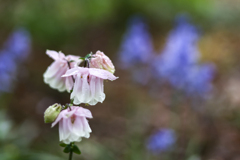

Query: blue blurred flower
[0,28,31,93]
[118,16,154,68]
[147,128,176,154]
[3,28,31,62]
[185,64,215,95]
[153,15,215,95]
[0,51,17,74]
[153,15,199,80]
[0,52,17,92]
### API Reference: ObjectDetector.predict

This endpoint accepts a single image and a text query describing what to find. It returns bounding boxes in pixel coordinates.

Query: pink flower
[43,50,81,92]
[90,50,115,74]
[62,67,118,105]
[51,106,92,144]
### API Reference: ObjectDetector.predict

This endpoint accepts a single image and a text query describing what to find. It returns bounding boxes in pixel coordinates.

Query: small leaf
[85,52,93,59]
[59,143,67,147]
[79,57,85,60]
[63,145,72,153]
[72,145,81,155]
[69,60,75,62]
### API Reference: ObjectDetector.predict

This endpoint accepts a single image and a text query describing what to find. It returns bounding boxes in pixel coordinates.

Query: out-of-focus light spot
[147,128,176,154]
[118,16,154,68]
[0,28,31,93]
[153,15,215,96]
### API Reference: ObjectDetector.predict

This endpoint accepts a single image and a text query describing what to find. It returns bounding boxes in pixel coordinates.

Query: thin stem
[70,99,74,104]
[66,61,75,83]
[66,60,75,109]
[68,99,74,110]
[69,149,73,160]
[68,142,74,160]
[84,59,87,67]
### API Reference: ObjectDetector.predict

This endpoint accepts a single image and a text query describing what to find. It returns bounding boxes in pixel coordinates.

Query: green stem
[69,150,73,160]
[70,99,74,105]
[68,142,74,160]
[84,59,90,68]
[66,61,75,83]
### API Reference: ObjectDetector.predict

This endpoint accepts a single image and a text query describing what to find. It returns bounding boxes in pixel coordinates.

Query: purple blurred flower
[0,28,31,93]
[147,128,176,153]
[4,28,31,62]
[185,64,215,95]
[0,72,15,92]
[0,51,17,74]
[153,16,199,80]
[118,16,154,68]
[153,15,215,95]
[0,53,17,92]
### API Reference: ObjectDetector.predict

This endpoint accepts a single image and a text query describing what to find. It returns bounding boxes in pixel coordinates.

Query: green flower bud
[44,103,62,123]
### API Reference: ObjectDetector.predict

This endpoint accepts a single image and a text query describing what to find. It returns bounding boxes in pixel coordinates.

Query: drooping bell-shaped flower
[52,106,92,144]
[90,50,115,74]
[62,67,118,105]
[43,50,81,92]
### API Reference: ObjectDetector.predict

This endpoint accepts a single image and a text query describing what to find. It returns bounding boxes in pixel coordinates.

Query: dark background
[1,0,240,160]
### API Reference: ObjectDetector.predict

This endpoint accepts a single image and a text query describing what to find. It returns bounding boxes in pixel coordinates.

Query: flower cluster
[0,28,31,93]
[153,15,215,95]
[118,16,154,85]
[118,16,154,68]
[119,15,215,96]
[43,50,117,156]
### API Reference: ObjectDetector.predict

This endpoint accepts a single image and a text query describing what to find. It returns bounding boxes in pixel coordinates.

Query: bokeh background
[1,0,240,160]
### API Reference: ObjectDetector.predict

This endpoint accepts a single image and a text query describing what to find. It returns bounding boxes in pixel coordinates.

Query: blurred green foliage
[0,110,65,160]
[0,0,222,47]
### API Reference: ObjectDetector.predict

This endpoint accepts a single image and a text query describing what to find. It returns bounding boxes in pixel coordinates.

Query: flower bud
[90,51,115,74]
[44,103,62,123]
